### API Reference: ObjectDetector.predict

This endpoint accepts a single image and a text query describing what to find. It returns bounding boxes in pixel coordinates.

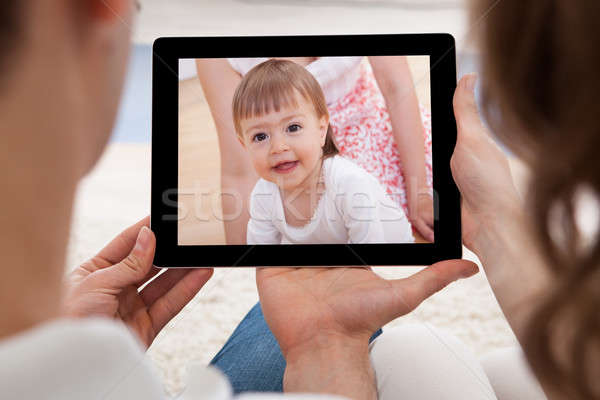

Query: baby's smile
[272,160,299,174]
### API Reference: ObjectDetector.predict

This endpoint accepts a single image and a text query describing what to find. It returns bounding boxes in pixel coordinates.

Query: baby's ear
[319,115,329,142]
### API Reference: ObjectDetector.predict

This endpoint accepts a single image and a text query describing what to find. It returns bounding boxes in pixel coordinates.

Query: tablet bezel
[151,34,461,267]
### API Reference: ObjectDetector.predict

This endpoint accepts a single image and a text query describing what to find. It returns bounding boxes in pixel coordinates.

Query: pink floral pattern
[328,64,433,214]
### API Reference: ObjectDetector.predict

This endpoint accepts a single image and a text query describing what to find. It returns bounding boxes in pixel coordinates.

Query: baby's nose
[270,134,289,153]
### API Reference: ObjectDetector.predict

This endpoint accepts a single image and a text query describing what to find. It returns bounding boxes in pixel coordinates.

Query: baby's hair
[232,59,339,159]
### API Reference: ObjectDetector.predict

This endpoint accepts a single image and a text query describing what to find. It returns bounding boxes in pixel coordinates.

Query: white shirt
[247,156,414,245]
[228,57,363,105]
[0,318,345,400]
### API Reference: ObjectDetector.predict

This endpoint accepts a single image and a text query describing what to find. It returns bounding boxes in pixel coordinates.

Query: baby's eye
[286,124,302,133]
[253,133,268,143]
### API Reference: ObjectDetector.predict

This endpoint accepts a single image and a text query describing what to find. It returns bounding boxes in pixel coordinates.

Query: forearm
[473,202,552,343]
[369,56,428,199]
[284,335,377,400]
[387,90,428,201]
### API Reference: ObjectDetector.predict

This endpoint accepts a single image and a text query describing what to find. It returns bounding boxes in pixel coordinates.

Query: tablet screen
[177,56,434,246]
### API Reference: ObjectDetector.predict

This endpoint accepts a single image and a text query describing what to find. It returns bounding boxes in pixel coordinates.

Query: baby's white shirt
[247,156,414,245]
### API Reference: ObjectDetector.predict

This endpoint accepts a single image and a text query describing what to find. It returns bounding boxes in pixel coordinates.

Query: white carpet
[68,143,516,396]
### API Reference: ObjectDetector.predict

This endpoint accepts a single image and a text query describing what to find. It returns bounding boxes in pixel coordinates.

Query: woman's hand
[451,74,521,252]
[451,75,551,344]
[257,261,478,398]
[62,216,213,348]
[409,193,435,242]
[369,56,434,243]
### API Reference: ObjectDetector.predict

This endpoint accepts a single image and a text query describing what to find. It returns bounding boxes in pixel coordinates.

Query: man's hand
[257,261,478,398]
[62,216,213,348]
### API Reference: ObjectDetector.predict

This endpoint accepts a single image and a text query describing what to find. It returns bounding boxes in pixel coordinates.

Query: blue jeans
[210,302,382,393]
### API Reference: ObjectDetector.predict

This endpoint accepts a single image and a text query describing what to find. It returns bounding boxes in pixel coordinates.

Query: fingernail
[134,226,151,255]
[462,264,479,278]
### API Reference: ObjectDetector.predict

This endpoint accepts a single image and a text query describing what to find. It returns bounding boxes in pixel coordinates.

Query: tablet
[151,34,461,267]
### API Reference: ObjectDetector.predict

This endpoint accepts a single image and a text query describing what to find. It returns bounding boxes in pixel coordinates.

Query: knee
[370,324,495,400]
[370,324,445,356]
[480,347,547,400]
[370,323,477,366]
[369,324,452,379]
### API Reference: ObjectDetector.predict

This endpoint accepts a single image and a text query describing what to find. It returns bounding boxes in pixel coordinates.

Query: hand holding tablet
[151,34,461,266]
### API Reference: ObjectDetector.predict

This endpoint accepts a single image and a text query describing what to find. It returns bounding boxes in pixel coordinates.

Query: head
[0,0,137,179]
[474,1,600,398]
[0,0,137,337]
[232,59,339,191]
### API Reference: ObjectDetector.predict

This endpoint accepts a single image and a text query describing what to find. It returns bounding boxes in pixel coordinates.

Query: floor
[133,0,471,46]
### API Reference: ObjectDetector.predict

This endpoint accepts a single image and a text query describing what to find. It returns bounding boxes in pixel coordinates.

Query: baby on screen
[232,59,414,245]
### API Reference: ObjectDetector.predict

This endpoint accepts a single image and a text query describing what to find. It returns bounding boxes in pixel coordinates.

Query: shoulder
[325,156,389,214]
[250,178,278,198]
[250,179,279,213]
[0,318,164,399]
[325,156,378,189]
[0,318,147,370]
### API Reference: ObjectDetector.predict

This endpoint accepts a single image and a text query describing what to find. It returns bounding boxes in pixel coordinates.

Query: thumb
[388,260,479,318]
[453,74,482,142]
[98,226,156,290]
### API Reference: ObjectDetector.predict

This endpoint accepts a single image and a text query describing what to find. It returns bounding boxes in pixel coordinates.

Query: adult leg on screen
[369,324,498,400]
[210,302,382,393]
[480,347,548,400]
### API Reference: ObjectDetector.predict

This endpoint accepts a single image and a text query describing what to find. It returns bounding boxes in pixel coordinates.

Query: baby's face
[239,95,328,192]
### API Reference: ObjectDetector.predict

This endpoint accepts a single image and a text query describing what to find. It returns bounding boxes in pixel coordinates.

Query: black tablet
[151,34,461,267]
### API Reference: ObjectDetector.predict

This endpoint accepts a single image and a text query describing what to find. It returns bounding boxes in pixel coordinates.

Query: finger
[423,206,435,228]
[93,226,156,290]
[136,265,163,289]
[140,268,195,306]
[92,216,151,269]
[388,260,478,318]
[148,268,214,333]
[453,74,482,142]
[415,218,434,243]
[424,214,435,242]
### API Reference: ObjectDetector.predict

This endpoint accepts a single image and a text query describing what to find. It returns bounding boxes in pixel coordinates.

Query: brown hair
[232,59,339,159]
[474,1,600,398]
[0,2,21,77]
